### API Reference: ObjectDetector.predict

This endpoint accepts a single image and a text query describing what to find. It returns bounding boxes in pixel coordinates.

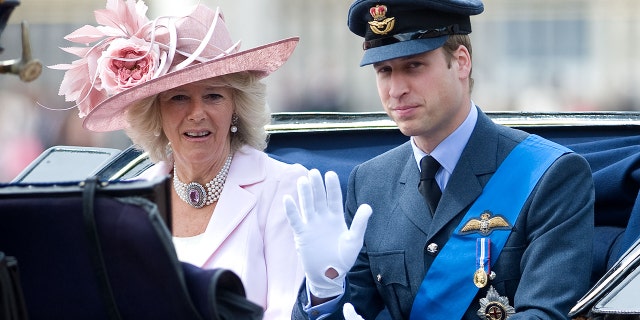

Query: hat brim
[360,36,447,66]
[83,37,299,132]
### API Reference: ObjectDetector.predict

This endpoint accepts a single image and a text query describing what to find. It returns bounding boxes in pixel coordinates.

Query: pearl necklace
[173,154,233,209]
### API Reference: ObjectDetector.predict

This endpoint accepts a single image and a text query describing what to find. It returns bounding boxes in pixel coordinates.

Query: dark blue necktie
[418,155,442,216]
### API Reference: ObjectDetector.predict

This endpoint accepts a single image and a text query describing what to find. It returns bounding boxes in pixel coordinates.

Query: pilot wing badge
[460,211,512,236]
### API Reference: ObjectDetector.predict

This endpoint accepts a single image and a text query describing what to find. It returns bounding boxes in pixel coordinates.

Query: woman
[52,0,306,318]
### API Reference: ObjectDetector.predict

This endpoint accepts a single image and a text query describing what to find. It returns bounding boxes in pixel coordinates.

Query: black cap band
[363,24,465,50]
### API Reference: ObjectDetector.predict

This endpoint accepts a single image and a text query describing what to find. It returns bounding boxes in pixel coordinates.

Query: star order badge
[477,286,515,320]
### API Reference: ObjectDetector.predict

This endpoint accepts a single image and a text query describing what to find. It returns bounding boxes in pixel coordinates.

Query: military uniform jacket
[293,108,595,320]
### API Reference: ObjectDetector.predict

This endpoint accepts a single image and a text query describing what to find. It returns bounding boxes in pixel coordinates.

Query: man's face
[372,46,471,151]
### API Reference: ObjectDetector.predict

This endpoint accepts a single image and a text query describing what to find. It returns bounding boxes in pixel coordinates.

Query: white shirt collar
[411,101,478,190]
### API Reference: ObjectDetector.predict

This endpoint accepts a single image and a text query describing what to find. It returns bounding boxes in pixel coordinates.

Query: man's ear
[453,45,472,79]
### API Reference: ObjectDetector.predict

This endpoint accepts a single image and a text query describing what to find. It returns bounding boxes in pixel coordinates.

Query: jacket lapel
[398,152,433,237]
[193,146,265,266]
[428,111,500,237]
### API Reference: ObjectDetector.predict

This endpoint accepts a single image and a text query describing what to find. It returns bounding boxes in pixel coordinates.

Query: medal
[474,238,491,288]
[474,268,488,288]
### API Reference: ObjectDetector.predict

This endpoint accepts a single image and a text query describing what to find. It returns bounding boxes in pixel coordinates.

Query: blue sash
[409,135,570,319]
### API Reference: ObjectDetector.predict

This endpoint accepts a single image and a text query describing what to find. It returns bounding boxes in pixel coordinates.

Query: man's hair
[442,34,474,93]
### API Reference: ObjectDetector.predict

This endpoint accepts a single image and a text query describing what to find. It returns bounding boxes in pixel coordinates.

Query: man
[283,0,595,319]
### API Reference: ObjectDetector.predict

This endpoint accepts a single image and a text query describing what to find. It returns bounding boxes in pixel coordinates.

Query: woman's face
[159,79,234,168]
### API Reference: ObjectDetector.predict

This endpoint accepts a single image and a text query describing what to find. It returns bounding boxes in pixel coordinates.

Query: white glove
[284,169,372,298]
[343,303,364,320]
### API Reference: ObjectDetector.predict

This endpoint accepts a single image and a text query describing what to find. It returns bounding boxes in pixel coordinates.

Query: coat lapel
[398,152,433,237]
[428,111,501,237]
[193,146,265,266]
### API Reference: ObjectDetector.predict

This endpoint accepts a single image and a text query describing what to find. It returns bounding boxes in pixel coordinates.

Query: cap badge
[368,5,395,35]
[460,211,512,236]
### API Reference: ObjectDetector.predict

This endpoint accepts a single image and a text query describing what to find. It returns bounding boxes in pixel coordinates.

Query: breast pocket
[368,250,413,305]
[491,245,525,296]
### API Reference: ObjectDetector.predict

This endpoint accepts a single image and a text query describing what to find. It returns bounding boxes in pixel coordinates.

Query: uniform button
[377,274,382,283]
[426,243,439,255]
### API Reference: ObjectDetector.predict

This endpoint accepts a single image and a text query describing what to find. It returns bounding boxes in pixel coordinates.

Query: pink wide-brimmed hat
[51,0,298,132]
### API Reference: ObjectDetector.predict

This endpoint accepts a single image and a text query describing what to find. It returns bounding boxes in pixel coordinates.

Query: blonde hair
[125,71,270,162]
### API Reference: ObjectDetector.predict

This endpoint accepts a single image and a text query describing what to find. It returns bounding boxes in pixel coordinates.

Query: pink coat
[140,146,307,319]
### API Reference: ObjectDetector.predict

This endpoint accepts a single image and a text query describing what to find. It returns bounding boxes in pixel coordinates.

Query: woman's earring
[230,113,239,133]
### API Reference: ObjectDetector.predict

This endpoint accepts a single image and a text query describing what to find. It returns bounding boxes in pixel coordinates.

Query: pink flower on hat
[50,0,159,117]
[98,37,161,95]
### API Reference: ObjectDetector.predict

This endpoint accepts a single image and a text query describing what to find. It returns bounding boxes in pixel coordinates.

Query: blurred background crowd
[1,0,639,181]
